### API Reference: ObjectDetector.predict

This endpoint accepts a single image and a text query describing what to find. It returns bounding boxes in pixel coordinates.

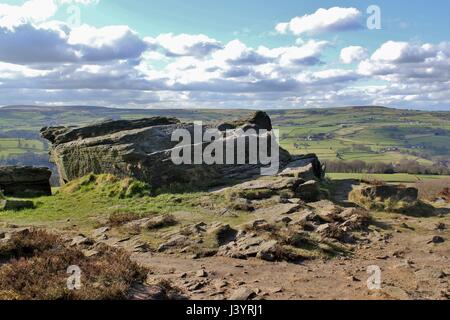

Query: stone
[124,218,151,230]
[256,240,280,262]
[0,199,34,211]
[279,163,317,181]
[275,216,292,224]
[428,236,445,244]
[196,270,208,278]
[207,224,238,246]
[41,112,293,188]
[278,154,323,180]
[70,235,94,247]
[229,287,256,301]
[218,234,266,259]
[350,184,419,211]
[316,223,346,240]
[382,286,410,300]
[158,234,188,252]
[0,166,52,197]
[255,203,301,216]
[92,227,110,238]
[296,180,320,202]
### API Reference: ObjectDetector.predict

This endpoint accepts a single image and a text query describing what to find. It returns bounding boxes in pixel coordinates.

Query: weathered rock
[218,234,265,259]
[255,203,301,216]
[229,287,256,300]
[278,154,323,180]
[296,180,321,202]
[70,235,94,247]
[41,112,293,188]
[207,224,238,246]
[256,240,280,262]
[92,227,110,238]
[0,166,51,197]
[158,234,188,252]
[428,236,445,244]
[0,199,34,211]
[350,184,418,209]
[196,269,208,278]
[311,200,342,223]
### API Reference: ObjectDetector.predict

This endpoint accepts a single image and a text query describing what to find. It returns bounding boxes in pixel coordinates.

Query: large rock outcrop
[41,112,318,189]
[0,166,52,197]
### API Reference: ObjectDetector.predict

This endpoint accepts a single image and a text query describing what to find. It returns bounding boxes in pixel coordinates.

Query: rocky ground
[2,176,448,300]
[133,212,450,300]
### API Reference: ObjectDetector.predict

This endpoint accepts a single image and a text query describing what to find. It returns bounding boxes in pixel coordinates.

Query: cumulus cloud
[0,23,147,64]
[340,46,368,64]
[0,0,58,27]
[275,7,363,35]
[0,0,99,27]
[1,6,450,110]
[359,41,450,82]
[147,33,223,58]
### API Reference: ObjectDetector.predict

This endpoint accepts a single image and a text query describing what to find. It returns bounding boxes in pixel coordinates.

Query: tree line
[324,159,450,175]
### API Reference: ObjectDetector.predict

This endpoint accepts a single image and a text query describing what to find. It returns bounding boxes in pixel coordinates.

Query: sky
[0,0,450,110]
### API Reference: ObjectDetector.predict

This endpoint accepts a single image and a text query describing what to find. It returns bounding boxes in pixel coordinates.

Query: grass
[0,138,46,158]
[327,173,450,183]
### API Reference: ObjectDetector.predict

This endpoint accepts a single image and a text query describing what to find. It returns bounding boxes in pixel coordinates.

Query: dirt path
[133,213,450,300]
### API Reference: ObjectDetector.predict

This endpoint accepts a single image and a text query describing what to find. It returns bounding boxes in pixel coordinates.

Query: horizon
[1,0,450,110]
[1,104,450,113]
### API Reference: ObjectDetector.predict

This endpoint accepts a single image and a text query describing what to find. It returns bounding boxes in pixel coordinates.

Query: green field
[0,138,46,158]
[327,173,450,183]
[0,105,449,168]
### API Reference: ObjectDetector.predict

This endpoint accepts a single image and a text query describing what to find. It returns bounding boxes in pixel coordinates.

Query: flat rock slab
[255,203,301,216]
[0,166,52,197]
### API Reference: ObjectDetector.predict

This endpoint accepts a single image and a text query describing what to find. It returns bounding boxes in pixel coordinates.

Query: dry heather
[107,212,142,227]
[415,178,450,202]
[0,229,148,300]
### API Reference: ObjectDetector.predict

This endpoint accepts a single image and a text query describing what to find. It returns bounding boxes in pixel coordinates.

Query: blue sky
[1,0,450,109]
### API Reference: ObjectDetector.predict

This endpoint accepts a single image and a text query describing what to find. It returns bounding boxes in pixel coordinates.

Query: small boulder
[158,234,188,252]
[0,166,52,197]
[428,236,445,244]
[256,240,280,262]
[229,287,257,300]
[70,235,94,247]
[296,180,320,202]
[92,227,110,238]
[350,184,420,212]
[208,224,238,246]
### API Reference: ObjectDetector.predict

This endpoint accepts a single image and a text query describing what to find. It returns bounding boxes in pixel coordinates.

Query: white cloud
[371,41,437,63]
[0,22,148,64]
[0,0,58,27]
[340,46,368,64]
[275,7,362,35]
[0,14,449,110]
[0,0,99,27]
[148,33,223,58]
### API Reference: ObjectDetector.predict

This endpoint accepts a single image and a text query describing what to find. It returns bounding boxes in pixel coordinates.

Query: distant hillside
[0,105,449,169]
